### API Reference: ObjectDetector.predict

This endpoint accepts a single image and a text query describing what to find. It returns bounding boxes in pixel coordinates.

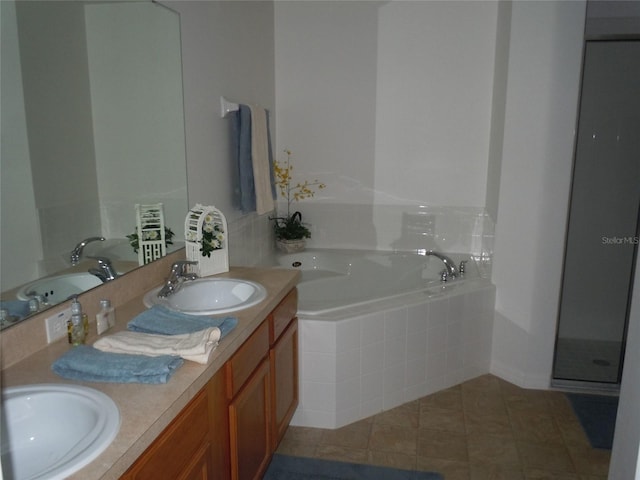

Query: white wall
[166,0,275,223]
[490,1,586,387]
[274,1,498,208]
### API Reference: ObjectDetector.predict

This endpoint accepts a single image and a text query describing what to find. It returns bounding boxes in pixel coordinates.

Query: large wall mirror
[0,0,188,327]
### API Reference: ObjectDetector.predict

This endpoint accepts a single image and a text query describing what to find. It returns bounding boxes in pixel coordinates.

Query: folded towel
[127,305,238,337]
[0,300,31,320]
[249,104,275,215]
[52,345,183,384]
[94,328,220,364]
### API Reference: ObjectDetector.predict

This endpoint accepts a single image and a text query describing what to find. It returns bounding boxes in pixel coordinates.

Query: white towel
[249,104,274,215]
[93,327,221,365]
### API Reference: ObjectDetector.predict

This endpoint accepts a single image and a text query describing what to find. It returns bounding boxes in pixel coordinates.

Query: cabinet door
[178,443,213,480]
[123,389,211,480]
[270,318,298,449]
[229,359,271,480]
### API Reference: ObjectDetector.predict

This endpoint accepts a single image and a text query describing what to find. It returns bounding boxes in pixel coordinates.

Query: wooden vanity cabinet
[121,385,215,480]
[122,289,298,480]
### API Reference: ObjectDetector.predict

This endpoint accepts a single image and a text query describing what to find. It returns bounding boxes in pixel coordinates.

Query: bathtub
[277,248,496,429]
[277,249,483,317]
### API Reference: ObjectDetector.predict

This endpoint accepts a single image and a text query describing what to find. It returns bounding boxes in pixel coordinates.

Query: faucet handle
[88,255,112,265]
[459,260,468,275]
[171,260,197,275]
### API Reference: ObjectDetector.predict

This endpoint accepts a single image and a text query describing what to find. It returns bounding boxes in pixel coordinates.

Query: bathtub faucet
[426,250,459,280]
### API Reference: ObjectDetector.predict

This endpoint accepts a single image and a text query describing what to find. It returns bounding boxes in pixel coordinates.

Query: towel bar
[220,96,239,118]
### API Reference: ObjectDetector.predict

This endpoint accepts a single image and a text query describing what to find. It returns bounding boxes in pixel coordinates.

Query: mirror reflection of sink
[143,278,267,315]
[1,384,120,480]
[15,273,104,305]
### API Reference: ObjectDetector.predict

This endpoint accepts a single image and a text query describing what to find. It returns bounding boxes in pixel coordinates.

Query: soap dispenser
[68,296,87,345]
[96,299,115,334]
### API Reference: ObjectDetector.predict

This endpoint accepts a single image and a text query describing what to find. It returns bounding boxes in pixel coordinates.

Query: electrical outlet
[45,308,71,343]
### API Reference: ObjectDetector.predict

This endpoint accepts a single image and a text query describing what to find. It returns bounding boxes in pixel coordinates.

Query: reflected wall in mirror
[0,0,188,327]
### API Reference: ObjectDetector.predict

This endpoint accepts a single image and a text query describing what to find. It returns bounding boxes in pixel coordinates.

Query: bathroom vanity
[122,289,298,480]
[0,252,300,480]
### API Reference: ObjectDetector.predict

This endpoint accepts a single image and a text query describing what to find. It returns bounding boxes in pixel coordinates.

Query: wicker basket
[184,204,229,277]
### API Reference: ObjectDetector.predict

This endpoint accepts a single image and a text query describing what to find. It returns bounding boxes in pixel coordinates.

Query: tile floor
[276,374,612,479]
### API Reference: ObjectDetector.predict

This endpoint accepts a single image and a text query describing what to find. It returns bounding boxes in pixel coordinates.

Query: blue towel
[128,305,238,338]
[231,104,277,213]
[52,345,183,384]
[0,300,31,320]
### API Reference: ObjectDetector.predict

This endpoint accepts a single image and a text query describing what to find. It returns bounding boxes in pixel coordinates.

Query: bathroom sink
[1,384,120,480]
[15,273,103,305]
[143,278,268,315]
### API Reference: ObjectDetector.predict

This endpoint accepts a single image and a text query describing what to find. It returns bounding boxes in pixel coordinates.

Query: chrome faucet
[425,250,459,280]
[157,261,198,298]
[88,256,118,282]
[70,236,105,265]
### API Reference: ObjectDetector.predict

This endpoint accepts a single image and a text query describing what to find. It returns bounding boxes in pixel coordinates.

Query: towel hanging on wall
[229,103,276,214]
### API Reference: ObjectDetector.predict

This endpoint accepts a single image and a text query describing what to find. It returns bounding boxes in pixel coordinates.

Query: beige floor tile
[320,419,371,449]
[463,391,508,416]
[509,411,564,445]
[420,406,467,433]
[417,428,469,463]
[314,444,369,464]
[567,446,611,477]
[555,417,591,448]
[461,374,504,394]
[276,375,612,480]
[467,433,520,467]
[465,411,513,437]
[369,423,418,455]
[523,468,580,479]
[374,401,420,428]
[420,385,464,411]
[516,441,575,473]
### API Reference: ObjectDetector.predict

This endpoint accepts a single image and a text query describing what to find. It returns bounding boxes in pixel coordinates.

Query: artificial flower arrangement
[127,226,174,253]
[272,149,325,242]
[185,212,225,257]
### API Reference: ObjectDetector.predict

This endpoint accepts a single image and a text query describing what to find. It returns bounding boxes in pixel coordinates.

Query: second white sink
[1,384,120,480]
[143,278,267,315]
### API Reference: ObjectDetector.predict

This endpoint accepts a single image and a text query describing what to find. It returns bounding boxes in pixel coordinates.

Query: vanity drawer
[226,320,269,398]
[269,288,298,345]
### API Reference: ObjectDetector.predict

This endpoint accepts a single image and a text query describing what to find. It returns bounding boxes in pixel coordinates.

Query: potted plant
[272,150,325,253]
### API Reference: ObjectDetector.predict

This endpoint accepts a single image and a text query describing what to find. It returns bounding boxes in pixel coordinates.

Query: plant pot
[276,238,306,253]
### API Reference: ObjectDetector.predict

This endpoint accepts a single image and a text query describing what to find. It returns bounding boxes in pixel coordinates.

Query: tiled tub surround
[291,270,496,429]
[292,203,495,263]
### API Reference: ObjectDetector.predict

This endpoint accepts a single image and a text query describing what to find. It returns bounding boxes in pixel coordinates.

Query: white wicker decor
[185,204,229,277]
[135,203,166,266]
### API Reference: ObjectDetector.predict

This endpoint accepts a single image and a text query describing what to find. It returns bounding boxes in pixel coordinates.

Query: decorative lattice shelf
[135,203,166,266]
[185,204,229,277]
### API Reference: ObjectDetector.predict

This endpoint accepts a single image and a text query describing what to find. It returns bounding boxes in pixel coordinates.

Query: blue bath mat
[567,393,619,449]
[263,454,444,480]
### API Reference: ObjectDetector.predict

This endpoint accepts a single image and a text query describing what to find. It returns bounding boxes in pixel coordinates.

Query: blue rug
[262,453,444,480]
[567,393,619,449]
[263,454,444,480]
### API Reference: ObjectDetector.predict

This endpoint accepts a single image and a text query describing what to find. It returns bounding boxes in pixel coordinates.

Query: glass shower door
[553,40,640,385]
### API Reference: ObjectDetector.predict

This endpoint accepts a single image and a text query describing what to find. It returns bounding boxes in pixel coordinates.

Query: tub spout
[426,250,459,279]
